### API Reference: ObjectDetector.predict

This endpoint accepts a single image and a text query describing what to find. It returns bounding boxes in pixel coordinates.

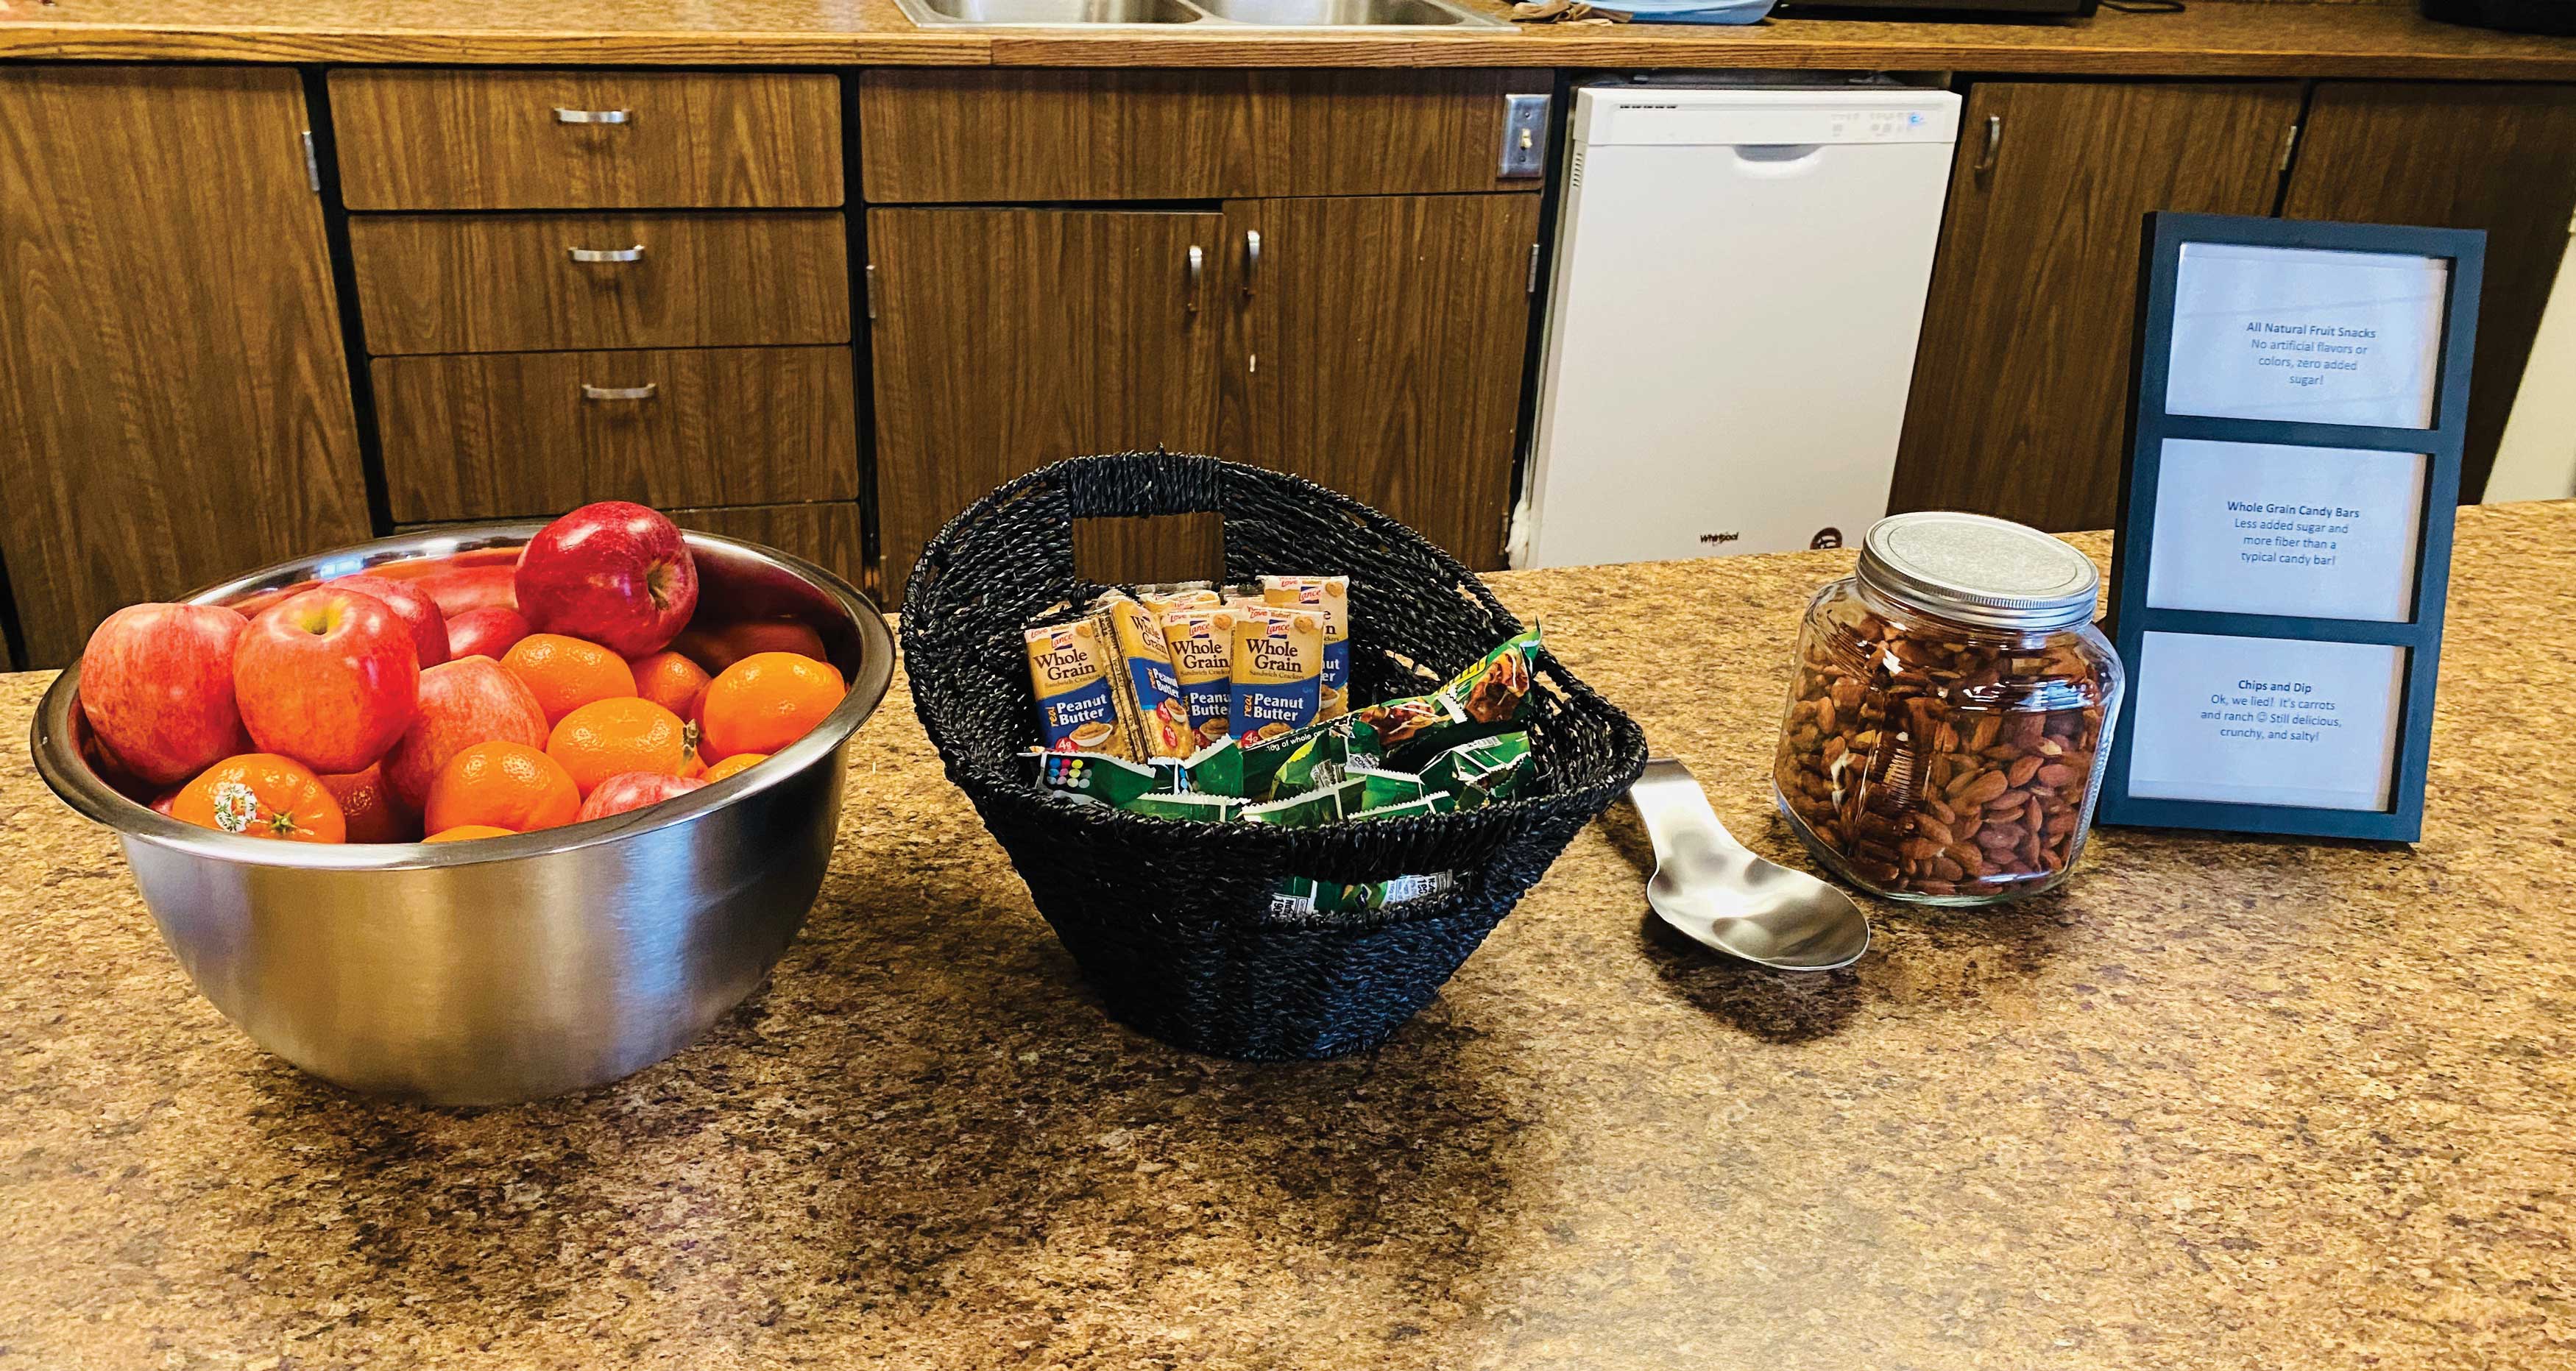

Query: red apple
[380,656,549,812]
[575,770,707,823]
[233,588,422,774]
[329,574,450,668]
[78,603,253,787]
[515,502,698,657]
[319,762,419,844]
[445,606,532,662]
[413,562,520,620]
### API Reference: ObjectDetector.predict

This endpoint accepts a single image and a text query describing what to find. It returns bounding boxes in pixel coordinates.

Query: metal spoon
[1630,756,1872,971]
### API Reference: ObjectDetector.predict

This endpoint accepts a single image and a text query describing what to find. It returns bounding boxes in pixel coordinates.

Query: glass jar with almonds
[1772,512,2124,906]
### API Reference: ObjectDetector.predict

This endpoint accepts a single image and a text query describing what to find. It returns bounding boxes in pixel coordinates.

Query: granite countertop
[5,500,2573,1368]
[3,0,2574,77]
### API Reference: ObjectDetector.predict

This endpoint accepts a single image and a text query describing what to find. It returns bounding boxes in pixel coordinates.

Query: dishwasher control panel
[1578,90,1962,149]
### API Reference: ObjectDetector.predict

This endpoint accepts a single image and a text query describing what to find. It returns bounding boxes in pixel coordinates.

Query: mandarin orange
[423,740,581,834]
[424,824,516,843]
[547,697,693,796]
[698,653,845,761]
[701,751,767,783]
[630,649,712,721]
[500,633,637,725]
[172,754,347,843]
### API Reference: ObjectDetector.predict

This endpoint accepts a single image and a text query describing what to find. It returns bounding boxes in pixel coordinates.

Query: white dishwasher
[1513,80,1962,568]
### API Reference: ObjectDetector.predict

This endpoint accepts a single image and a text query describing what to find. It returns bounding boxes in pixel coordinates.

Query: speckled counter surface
[5,501,2572,1370]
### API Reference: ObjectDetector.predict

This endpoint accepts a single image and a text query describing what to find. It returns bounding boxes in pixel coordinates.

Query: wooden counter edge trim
[980,33,2576,77]
[0,19,2572,77]
[7,27,2576,78]
[0,26,995,65]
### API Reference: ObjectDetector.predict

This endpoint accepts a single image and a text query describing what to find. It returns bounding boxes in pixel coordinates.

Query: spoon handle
[1631,757,1758,866]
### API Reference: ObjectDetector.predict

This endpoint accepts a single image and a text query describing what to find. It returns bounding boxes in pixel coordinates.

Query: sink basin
[908,0,1202,20]
[1190,0,1478,22]
[894,0,1506,26]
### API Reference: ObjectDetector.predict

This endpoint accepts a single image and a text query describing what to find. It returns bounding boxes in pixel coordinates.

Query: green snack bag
[1117,791,1245,823]
[1241,776,1365,829]
[1266,718,1385,801]
[1419,732,1536,810]
[1378,871,1457,904]
[1028,748,1158,807]
[1240,715,1380,801]
[1348,765,1428,811]
[1149,737,1246,798]
[1354,624,1541,765]
[1349,790,1454,822]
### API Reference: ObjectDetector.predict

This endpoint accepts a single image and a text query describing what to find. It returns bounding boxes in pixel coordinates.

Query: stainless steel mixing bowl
[30,525,895,1105]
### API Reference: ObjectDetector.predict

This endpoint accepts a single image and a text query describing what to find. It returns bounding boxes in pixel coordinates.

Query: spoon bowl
[1631,757,1871,971]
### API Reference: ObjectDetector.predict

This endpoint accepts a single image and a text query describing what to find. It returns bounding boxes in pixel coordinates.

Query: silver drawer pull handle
[1242,229,1262,298]
[581,383,658,401]
[1185,244,1204,314]
[554,107,629,124]
[567,244,646,263]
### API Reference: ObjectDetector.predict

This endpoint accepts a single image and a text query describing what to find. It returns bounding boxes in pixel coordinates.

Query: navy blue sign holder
[2099,212,2485,843]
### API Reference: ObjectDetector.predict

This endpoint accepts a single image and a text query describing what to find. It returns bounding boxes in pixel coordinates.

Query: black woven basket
[901,452,1646,1060]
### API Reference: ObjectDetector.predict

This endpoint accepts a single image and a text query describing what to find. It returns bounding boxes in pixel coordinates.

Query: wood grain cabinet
[1890,82,2301,533]
[1233,193,1540,573]
[328,69,843,211]
[0,66,372,668]
[868,208,1229,591]
[374,347,860,521]
[1893,77,2576,527]
[857,68,1550,204]
[860,66,1546,593]
[348,212,850,355]
[868,194,1540,592]
[330,67,865,592]
[2281,82,2576,502]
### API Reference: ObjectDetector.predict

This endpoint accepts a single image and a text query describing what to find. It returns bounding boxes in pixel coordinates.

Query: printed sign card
[2144,439,2427,623]
[2164,243,2449,428]
[2100,213,2485,843]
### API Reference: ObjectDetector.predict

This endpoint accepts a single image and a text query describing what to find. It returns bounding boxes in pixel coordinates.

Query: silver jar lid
[1855,511,2100,631]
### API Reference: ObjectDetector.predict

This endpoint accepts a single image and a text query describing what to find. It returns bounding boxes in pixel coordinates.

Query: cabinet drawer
[330,69,843,211]
[350,213,849,354]
[375,347,859,523]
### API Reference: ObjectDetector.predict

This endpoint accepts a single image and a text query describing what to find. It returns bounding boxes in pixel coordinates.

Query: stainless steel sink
[907,0,1201,21]
[896,0,1505,26]
[1189,0,1485,21]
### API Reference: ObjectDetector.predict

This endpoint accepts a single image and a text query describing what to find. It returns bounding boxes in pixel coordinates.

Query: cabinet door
[1230,194,1540,570]
[868,208,1226,595]
[0,67,371,667]
[670,502,870,601]
[1890,82,2301,533]
[2282,82,2576,503]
